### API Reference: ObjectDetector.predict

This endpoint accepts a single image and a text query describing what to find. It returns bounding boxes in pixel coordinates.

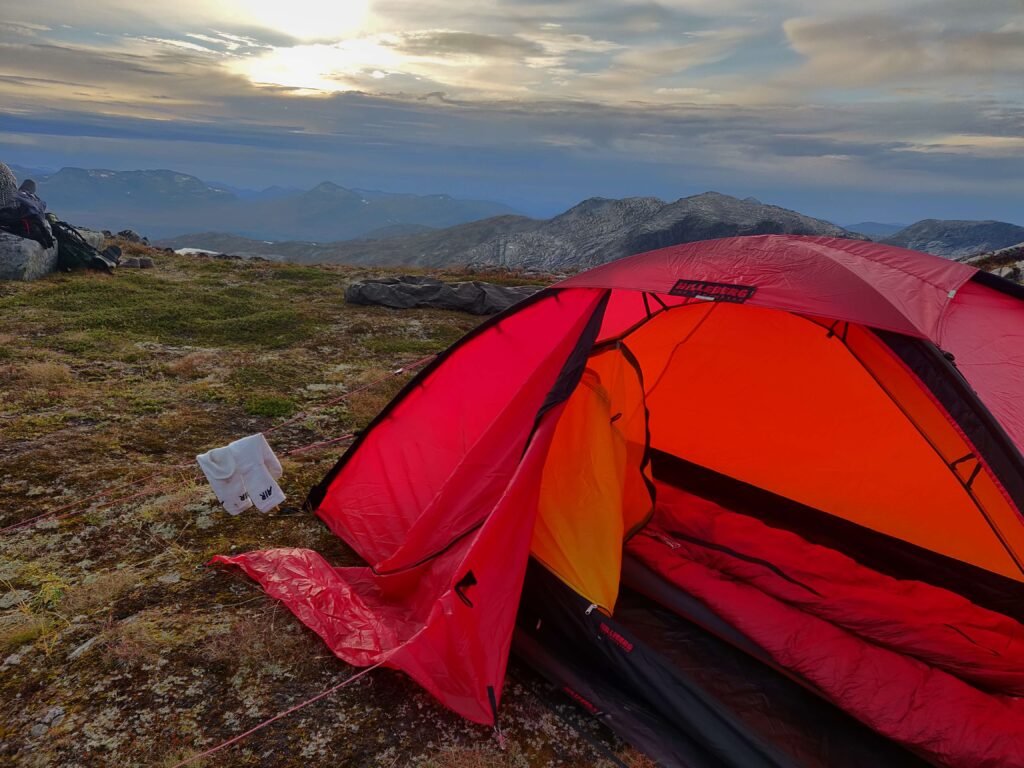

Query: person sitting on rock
[0,162,54,249]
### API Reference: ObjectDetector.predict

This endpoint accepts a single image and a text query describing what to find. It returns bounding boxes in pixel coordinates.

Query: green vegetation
[245,395,298,418]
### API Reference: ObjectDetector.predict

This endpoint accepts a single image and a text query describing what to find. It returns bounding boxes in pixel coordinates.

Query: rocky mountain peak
[882,219,1024,259]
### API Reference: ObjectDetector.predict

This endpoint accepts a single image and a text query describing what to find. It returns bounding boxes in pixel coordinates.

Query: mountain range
[880,219,1024,259]
[5,166,519,241]
[161,191,862,270]
[10,163,1022,268]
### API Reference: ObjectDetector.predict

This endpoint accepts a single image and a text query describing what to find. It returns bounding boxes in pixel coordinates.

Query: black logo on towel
[259,487,274,501]
[669,279,756,303]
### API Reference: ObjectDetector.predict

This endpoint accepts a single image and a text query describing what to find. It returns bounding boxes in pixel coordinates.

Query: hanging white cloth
[197,433,285,514]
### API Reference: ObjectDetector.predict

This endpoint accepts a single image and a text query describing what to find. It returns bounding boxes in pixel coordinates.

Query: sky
[1,1,1022,223]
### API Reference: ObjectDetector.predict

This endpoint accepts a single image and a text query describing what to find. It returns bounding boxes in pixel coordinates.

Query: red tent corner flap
[211,406,566,723]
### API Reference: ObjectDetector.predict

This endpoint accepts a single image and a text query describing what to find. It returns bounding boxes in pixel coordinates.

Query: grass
[0,612,53,653]
[245,395,298,418]
[0,245,632,768]
[5,272,313,349]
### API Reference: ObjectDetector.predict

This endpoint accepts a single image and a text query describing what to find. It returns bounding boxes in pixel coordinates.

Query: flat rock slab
[0,232,58,281]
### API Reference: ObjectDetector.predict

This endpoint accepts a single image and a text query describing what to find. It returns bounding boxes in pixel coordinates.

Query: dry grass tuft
[60,569,139,616]
[101,608,197,667]
[16,361,73,385]
[201,611,317,674]
[164,351,218,379]
[0,610,53,653]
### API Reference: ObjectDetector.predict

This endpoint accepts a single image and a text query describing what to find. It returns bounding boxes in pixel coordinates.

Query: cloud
[784,14,1024,87]
[389,30,546,59]
[896,134,1024,157]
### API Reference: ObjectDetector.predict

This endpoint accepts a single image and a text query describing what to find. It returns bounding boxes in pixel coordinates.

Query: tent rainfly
[216,235,1024,768]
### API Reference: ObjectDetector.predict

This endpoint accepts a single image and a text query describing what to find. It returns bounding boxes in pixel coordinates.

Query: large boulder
[0,231,58,281]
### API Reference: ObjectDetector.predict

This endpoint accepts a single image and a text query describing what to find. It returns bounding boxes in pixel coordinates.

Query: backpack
[48,217,119,272]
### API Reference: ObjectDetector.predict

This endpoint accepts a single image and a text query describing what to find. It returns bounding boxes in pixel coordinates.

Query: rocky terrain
[962,242,1024,282]
[9,166,520,242]
[0,244,650,768]
[882,219,1024,259]
[162,192,861,271]
[843,222,907,239]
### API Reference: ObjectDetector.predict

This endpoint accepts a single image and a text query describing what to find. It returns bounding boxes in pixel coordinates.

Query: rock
[76,228,106,251]
[3,653,21,667]
[346,276,543,315]
[0,589,32,609]
[68,636,100,661]
[0,231,58,281]
[0,162,16,208]
[138,256,155,268]
[42,706,65,726]
[121,257,141,268]
[117,229,147,244]
[962,242,1024,284]
[157,573,181,585]
[29,724,47,738]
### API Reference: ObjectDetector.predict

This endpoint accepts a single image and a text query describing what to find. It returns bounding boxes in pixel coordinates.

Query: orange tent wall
[531,344,653,612]
[621,301,1024,581]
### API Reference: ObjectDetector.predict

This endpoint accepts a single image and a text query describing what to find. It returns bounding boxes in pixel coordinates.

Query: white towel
[228,433,286,513]
[196,446,253,515]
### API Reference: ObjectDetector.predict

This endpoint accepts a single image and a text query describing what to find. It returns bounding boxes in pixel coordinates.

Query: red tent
[216,236,1024,767]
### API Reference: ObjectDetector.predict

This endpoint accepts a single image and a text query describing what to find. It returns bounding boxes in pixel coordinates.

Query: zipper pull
[585,603,598,615]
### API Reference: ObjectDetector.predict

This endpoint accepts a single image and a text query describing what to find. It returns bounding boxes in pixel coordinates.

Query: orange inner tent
[533,300,1024,611]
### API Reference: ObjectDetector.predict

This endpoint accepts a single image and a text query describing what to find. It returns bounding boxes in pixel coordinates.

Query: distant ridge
[882,219,1024,259]
[7,166,520,241]
[160,191,863,270]
[844,222,908,239]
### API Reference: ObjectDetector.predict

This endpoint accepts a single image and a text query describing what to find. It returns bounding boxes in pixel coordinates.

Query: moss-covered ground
[0,245,652,768]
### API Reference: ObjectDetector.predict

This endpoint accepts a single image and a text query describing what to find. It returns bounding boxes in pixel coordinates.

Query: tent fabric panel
[315,288,605,565]
[215,397,573,724]
[941,279,1024,458]
[643,483,1024,695]
[531,344,653,611]
[626,496,1024,768]
[877,330,1024,523]
[384,407,568,723]
[651,450,1024,622]
[597,289,688,342]
[587,343,654,537]
[631,303,1023,579]
[559,236,976,340]
[840,323,1024,572]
